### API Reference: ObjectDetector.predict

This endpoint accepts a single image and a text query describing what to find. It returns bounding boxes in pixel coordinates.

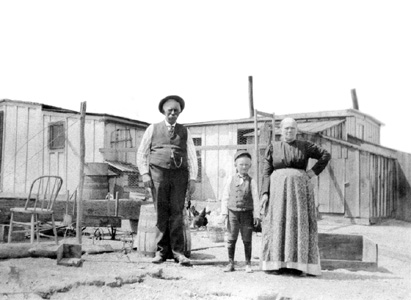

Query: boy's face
[235,156,252,175]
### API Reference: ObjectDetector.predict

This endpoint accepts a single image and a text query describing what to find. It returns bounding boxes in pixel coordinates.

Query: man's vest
[149,122,188,169]
[227,174,254,211]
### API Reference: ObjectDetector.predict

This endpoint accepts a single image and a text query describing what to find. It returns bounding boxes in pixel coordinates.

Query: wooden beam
[77,101,86,244]
[194,145,268,151]
[255,110,274,118]
[253,109,259,184]
[248,76,254,118]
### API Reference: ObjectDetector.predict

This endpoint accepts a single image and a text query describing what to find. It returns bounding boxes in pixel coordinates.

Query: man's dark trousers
[150,164,189,259]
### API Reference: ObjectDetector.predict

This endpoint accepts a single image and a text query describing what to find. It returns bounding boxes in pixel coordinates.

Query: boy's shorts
[227,209,254,242]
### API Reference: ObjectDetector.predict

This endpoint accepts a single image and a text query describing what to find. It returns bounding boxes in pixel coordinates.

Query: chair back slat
[24,176,63,211]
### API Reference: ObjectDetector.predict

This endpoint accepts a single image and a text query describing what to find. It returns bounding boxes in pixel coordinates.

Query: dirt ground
[1,216,411,300]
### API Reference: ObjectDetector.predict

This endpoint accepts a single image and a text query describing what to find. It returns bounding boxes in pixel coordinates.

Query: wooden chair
[8,175,63,244]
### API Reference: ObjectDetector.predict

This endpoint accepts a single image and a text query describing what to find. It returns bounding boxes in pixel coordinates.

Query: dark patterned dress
[260,140,331,275]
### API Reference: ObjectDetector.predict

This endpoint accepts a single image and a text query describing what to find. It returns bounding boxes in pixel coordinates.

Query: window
[49,122,65,150]
[237,128,254,145]
[128,174,139,187]
[193,137,202,182]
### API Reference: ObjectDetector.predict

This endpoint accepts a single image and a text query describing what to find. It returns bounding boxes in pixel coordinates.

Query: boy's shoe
[245,264,253,273]
[176,255,191,266]
[224,262,235,272]
[152,255,166,264]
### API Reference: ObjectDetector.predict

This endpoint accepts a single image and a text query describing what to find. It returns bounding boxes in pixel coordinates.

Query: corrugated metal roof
[298,119,345,133]
[244,119,345,136]
[106,160,139,173]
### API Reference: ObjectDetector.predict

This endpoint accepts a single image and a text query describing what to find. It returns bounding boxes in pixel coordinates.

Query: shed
[185,109,411,224]
[0,99,148,200]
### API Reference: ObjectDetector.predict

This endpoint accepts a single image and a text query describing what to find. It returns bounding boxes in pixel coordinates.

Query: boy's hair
[234,150,252,161]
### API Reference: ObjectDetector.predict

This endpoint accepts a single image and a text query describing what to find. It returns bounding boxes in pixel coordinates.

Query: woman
[260,117,331,276]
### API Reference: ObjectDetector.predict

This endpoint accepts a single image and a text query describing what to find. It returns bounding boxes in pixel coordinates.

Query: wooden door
[318,158,345,214]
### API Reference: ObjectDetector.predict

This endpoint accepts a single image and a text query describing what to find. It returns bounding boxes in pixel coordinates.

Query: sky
[1,1,410,153]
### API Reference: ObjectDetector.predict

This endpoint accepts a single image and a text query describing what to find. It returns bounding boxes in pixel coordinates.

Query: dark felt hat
[234,150,252,161]
[158,95,185,113]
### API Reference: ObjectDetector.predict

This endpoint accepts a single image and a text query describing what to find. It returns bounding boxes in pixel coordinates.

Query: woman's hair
[280,117,298,129]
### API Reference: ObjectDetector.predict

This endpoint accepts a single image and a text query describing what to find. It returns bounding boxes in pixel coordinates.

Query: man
[137,95,197,265]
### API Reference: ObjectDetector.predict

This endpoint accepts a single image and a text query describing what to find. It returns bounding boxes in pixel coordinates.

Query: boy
[221,150,260,273]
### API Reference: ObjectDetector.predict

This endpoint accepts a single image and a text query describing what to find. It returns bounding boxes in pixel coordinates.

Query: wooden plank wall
[322,122,345,140]
[1,105,43,195]
[303,136,397,221]
[345,116,380,144]
[187,123,401,222]
[103,122,145,164]
[190,122,257,201]
[42,114,106,195]
[0,104,112,197]
[395,151,411,221]
[204,125,219,200]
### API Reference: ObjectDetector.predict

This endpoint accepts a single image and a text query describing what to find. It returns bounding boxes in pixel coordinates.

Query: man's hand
[221,214,228,230]
[142,174,153,188]
[188,179,196,195]
[253,218,261,227]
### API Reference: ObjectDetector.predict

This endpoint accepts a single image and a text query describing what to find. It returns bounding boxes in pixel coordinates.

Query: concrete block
[57,243,82,267]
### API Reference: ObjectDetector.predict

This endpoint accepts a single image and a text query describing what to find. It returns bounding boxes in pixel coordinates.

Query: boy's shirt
[221,173,260,218]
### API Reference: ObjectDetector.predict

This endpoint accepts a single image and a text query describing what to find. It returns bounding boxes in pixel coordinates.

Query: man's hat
[234,150,252,161]
[158,95,185,113]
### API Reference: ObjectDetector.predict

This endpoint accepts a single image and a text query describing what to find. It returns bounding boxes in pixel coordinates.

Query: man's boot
[244,241,252,273]
[224,240,236,272]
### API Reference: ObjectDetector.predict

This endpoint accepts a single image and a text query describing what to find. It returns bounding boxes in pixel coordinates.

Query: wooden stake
[249,76,254,118]
[254,108,259,185]
[76,101,87,244]
[115,192,119,217]
[351,88,359,110]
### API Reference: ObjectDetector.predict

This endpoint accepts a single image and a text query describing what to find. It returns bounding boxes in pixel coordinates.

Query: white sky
[1,1,410,153]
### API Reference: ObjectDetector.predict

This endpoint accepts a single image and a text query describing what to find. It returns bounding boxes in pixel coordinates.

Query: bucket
[134,203,191,258]
[207,226,225,243]
[83,163,109,200]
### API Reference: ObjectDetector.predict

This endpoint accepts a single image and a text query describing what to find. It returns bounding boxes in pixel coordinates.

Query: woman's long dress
[260,140,331,275]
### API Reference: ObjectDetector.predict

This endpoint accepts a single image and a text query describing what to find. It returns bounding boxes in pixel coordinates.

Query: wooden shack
[0,99,148,199]
[186,109,411,224]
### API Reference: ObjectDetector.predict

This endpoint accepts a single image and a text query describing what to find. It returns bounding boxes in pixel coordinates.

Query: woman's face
[281,119,297,142]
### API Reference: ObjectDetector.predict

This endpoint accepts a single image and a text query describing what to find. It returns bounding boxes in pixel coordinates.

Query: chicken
[190,205,199,217]
[190,206,209,229]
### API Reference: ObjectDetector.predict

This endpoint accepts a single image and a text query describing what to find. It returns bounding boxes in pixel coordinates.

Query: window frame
[48,121,65,151]
[192,137,202,182]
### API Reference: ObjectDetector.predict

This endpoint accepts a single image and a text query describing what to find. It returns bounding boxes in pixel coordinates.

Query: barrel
[83,163,109,200]
[182,208,191,257]
[135,203,191,258]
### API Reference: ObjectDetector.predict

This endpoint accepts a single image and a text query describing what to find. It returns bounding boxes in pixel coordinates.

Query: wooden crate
[319,233,378,271]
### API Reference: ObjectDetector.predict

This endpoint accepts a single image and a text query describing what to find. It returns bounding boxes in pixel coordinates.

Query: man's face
[235,156,252,176]
[162,100,181,124]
